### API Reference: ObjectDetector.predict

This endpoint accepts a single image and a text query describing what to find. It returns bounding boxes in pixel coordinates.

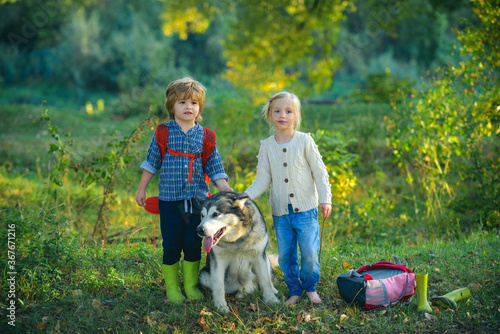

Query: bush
[387,0,500,232]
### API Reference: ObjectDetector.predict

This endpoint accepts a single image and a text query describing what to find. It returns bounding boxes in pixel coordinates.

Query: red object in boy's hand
[144,196,160,215]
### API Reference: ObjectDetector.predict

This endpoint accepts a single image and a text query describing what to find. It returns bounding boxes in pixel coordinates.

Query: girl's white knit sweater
[245,131,332,217]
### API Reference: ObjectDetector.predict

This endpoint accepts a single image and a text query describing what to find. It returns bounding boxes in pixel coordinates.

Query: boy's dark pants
[159,199,202,265]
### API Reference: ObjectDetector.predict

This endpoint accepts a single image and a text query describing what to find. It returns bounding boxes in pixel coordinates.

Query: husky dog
[196,192,280,313]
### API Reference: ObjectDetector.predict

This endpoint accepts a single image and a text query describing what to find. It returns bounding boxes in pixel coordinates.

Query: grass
[1,212,498,334]
[1,85,498,333]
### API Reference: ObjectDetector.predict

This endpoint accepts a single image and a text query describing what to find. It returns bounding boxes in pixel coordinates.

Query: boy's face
[173,94,200,126]
[270,98,296,132]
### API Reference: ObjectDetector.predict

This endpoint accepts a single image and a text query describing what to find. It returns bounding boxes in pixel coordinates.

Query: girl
[244,91,332,305]
[136,77,233,303]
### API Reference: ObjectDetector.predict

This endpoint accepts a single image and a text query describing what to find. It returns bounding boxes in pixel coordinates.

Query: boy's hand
[214,179,234,192]
[320,203,332,220]
[219,185,234,192]
[136,191,146,207]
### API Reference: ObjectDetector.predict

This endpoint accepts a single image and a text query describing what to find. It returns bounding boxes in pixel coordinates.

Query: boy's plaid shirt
[140,120,228,201]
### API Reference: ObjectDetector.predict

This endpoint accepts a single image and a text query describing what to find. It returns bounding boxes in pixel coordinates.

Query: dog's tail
[268,253,279,268]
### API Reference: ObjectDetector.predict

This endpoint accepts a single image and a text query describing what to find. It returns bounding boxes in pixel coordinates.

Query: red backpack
[155,123,216,193]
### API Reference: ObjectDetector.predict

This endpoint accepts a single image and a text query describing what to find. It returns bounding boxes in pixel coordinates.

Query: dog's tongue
[203,236,213,252]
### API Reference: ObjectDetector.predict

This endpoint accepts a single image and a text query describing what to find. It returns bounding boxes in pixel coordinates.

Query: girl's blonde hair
[165,77,206,122]
[262,91,302,131]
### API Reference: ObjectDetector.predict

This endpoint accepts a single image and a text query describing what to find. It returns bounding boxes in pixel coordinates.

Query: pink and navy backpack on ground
[336,256,416,310]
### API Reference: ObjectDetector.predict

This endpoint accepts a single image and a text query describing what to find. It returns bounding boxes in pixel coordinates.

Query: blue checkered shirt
[140,120,228,201]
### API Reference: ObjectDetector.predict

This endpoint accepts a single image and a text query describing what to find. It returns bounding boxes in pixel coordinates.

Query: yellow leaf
[92,299,102,309]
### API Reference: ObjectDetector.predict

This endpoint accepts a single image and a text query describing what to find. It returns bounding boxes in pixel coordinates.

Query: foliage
[40,106,158,241]
[160,0,352,99]
[0,0,477,112]
[350,69,416,103]
[313,129,358,208]
[0,0,172,92]
[1,223,498,333]
[387,0,500,231]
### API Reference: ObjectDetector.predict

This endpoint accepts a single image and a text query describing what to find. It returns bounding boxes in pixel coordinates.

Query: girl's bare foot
[285,295,300,306]
[306,291,322,304]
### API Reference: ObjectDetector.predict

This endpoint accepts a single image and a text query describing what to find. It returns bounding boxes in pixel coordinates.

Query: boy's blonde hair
[262,91,302,131]
[165,77,206,122]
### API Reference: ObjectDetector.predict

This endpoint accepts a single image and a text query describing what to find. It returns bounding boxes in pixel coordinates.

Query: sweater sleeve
[305,134,332,205]
[244,141,272,200]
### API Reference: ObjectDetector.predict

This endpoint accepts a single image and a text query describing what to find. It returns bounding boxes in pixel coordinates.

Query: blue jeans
[273,205,320,296]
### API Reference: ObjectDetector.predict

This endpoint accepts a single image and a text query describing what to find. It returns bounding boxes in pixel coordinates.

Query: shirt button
[283,148,287,153]
[294,208,299,213]
[184,165,188,168]
[185,179,188,182]
[284,178,288,183]
[283,162,288,167]
[289,193,294,198]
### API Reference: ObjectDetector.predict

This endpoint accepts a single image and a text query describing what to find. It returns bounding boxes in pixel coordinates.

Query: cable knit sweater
[245,131,332,217]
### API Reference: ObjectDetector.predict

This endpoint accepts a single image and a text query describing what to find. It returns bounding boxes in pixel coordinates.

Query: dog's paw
[216,304,230,313]
[264,294,280,305]
[214,300,230,313]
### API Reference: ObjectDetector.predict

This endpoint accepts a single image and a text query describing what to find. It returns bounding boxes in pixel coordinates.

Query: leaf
[158,323,170,331]
[223,322,236,331]
[197,317,209,329]
[125,309,139,317]
[146,316,157,326]
[92,299,102,309]
[343,259,352,269]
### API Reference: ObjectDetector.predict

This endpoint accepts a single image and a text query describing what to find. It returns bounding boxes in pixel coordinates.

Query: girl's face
[173,95,200,126]
[270,98,296,133]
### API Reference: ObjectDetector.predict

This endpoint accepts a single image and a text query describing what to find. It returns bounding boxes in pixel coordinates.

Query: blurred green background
[0,0,498,246]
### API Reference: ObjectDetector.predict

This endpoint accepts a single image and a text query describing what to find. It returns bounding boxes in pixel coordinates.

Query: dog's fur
[196,192,279,313]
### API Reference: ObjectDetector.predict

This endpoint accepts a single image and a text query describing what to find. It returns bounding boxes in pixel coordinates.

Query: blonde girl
[244,91,332,305]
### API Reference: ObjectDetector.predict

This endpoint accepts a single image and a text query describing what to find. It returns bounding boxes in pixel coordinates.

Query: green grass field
[1,210,498,333]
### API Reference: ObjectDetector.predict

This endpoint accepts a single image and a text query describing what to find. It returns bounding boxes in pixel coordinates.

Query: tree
[160,0,352,100]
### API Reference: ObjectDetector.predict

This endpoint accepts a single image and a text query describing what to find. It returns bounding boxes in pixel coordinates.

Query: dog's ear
[232,198,249,210]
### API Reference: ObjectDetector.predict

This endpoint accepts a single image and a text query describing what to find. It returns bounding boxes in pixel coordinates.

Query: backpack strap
[357,262,414,274]
[155,123,169,161]
[202,127,216,196]
[155,124,216,193]
[202,127,216,170]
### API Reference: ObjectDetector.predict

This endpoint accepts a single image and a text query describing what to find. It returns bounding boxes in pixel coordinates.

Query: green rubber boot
[182,260,204,300]
[416,273,433,313]
[162,263,185,303]
[431,287,471,310]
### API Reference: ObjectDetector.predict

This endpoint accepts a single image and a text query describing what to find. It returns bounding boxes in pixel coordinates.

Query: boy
[136,77,232,303]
